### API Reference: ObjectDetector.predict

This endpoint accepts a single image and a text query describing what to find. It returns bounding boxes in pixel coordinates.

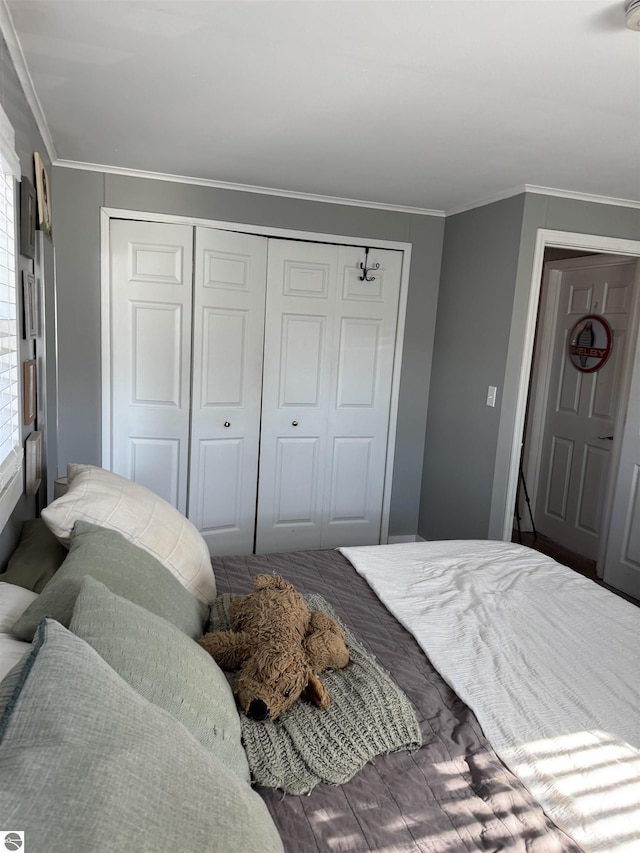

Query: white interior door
[256,239,402,553]
[189,227,267,554]
[533,257,636,559]
[602,261,640,600]
[109,220,193,511]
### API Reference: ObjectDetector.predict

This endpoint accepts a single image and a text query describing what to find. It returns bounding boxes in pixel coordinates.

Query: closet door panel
[131,303,183,404]
[202,309,247,404]
[195,438,244,529]
[336,318,381,406]
[279,314,325,405]
[272,437,320,524]
[257,240,402,553]
[109,220,194,512]
[130,438,181,507]
[190,228,268,554]
[328,436,373,521]
[257,240,338,552]
[321,247,402,548]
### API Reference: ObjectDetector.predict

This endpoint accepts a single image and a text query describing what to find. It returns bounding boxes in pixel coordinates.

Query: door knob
[224,421,230,428]
[597,435,613,440]
[292,420,299,426]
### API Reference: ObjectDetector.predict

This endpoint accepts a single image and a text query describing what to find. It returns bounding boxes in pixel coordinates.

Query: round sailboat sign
[567,314,612,373]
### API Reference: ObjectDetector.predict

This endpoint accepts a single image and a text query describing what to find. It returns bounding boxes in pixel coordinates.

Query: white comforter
[340,540,640,853]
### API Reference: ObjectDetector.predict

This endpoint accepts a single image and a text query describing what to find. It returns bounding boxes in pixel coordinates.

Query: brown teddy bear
[198,574,350,721]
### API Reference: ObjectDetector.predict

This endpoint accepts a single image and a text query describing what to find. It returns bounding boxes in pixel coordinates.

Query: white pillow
[0,582,38,632]
[41,464,216,604]
[0,582,37,681]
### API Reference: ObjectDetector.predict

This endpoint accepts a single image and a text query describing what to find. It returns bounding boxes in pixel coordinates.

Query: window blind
[0,103,22,496]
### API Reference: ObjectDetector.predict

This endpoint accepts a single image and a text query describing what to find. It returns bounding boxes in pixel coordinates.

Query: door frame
[502,229,640,555]
[100,207,412,545]
[520,254,640,572]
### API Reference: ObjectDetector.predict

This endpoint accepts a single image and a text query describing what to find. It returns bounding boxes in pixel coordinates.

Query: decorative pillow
[0,583,38,633]
[69,577,249,782]
[1,519,67,593]
[0,583,36,682]
[0,619,284,853]
[11,521,208,642]
[41,464,216,603]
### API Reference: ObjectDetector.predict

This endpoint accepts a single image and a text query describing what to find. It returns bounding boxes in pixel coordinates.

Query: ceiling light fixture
[626,0,640,29]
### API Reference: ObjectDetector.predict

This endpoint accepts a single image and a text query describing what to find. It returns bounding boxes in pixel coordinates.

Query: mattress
[212,547,582,853]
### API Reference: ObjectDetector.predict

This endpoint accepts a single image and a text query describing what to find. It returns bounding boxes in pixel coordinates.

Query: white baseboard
[386,534,426,544]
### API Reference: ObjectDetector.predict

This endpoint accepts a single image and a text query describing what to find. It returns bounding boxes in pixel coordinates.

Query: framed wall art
[19,176,36,258]
[33,152,52,239]
[567,314,613,373]
[25,430,42,496]
[23,359,36,425]
[22,270,38,339]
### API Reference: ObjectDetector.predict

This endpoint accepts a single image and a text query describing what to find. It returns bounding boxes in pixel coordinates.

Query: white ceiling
[5,0,640,214]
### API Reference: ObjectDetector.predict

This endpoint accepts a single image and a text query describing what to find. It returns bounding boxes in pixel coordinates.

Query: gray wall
[489,194,640,538]
[0,35,56,566]
[419,192,640,542]
[418,194,526,539]
[50,168,445,538]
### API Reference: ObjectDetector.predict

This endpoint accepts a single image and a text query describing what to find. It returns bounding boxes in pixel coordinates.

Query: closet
[107,218,403,555]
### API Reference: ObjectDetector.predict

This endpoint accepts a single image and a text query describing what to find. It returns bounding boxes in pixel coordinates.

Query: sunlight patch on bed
[342,540,640,853]
[505,729,640,852]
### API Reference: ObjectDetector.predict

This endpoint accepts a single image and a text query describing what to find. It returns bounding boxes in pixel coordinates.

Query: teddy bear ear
[303,673,330,709]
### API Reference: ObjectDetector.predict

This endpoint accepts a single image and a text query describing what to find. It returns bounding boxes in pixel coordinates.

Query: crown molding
[524,184,640,210]
[445,186,528,216]
[0,0,56,164]
[446,183,640,216]
[54,159,446,217]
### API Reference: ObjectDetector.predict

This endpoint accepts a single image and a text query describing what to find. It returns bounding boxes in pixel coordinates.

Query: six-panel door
[255,239,402,552]
[189,227,267,554]
[109,220,194,512]
[535,258,635,559]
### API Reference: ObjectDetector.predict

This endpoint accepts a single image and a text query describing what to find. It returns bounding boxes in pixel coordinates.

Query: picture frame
[23,359,36,426]
[25,431,42,496]
[19,177,36,258]
[33,152,52,239]
[22,270,38,339]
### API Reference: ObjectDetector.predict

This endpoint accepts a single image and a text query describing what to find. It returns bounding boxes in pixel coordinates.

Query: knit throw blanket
[208,593,422,795]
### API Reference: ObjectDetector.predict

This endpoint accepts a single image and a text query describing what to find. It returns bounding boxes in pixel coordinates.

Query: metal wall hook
[359,247,380,282]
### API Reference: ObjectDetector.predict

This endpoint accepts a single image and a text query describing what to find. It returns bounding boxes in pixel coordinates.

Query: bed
[212,541,639,853]
[0,467,637,853]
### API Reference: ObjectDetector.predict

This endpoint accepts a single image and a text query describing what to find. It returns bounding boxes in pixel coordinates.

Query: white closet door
[190,227,268,554]
[256,240,402,553]
[109,220,193,511]
[323,245,403,548]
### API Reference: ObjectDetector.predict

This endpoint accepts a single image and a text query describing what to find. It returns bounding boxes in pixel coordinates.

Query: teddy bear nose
[248,699,269,721]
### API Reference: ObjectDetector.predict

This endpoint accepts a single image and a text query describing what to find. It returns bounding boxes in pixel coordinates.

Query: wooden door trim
[100,208,412,545]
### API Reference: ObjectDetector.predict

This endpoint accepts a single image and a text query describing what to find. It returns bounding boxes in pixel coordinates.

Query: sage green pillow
[2,518,67,592]
[0,619,284,853]
[69,577,249,782]
[11,521,208,642]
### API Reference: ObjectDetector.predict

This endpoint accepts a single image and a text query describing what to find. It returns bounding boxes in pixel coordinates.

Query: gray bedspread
[212,549,582,853]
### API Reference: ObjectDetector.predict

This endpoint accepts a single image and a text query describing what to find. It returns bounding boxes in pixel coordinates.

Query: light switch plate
[486,385,497,407]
